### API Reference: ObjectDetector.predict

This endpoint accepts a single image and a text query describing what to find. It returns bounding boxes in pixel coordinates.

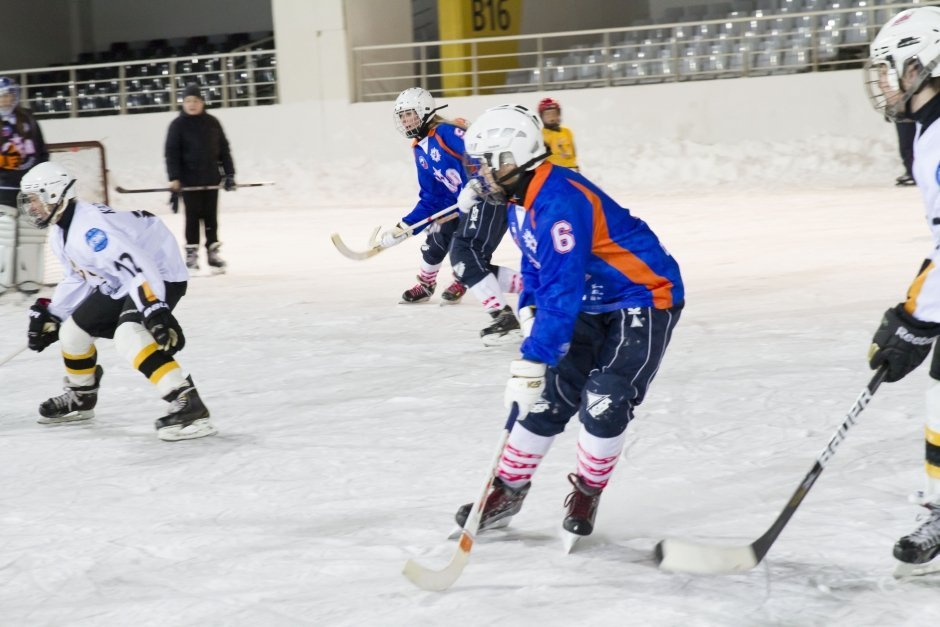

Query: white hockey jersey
[48,200,188,321]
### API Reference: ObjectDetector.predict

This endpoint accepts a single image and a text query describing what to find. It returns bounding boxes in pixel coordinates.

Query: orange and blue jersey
[508,162,684,366]
[400,122,467,230]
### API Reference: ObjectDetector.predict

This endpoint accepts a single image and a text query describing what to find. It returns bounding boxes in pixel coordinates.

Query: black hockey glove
[27,297,60,352]
[869,305,940,383]
[142,301,186,355]
[223,175,236,191]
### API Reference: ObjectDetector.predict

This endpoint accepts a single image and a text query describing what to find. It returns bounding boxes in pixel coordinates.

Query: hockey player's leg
[15,213,46,293]
[469,273,521,346]
[0,206,16,293]
[114,319,216,441]
[39,318,102,424]
[401,224,451,303]
[563,426,629,537]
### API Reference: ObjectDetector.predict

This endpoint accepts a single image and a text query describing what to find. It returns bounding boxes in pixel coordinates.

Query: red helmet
[537,97,560,114]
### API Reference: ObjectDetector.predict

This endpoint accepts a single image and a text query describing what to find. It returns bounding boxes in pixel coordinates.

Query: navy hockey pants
[520,304,683,439]
[449,199,509,288]
[420,215,459,266]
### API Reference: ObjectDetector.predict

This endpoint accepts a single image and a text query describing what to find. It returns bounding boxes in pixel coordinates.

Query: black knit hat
[182,83,204,101]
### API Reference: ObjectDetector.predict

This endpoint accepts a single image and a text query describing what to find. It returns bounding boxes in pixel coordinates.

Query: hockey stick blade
[655,366,888,575]
[403,405,519,591]
[330,229,383,260]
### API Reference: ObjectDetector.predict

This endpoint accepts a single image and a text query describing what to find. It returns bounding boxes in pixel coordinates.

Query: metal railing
[353,1,931,102]
[4,46,277,118]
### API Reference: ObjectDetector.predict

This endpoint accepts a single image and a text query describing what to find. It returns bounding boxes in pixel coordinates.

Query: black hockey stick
[115,182,275,193]
[655,365,888,574]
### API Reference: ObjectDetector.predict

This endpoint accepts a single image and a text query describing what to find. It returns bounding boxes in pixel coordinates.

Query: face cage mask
[17,179,76,229]
[395,104,449,139]
[865,56,939,121]
[462,149,550,203]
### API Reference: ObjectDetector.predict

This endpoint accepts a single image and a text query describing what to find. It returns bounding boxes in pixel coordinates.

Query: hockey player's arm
[517,253,541,310]
[519,202,591,366]
[48,271,93,322]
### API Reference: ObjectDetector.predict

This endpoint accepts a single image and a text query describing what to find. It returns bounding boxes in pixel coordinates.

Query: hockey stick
[115,182,275,193]
[0,345,28,368]
[330,203,458,261]
[655,365,889,574]
[403,403,519,591]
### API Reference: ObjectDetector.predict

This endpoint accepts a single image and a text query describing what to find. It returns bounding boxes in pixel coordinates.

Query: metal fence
[4,45,277,118]
[353,1,930,102]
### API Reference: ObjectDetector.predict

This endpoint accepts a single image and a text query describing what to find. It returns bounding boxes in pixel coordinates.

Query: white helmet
[393,87,438,138]
[18,162,77,229]
[463,104,549,199]
[866,7,940,120]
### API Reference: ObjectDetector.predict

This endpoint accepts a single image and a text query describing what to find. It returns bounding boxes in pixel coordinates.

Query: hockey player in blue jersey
[380,88,468,304]
[454,104,684,539]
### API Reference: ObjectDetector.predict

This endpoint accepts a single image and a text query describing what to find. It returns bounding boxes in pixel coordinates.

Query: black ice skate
[185,245,200,270]
[440,280,466,304]
[480,305,522,346]
[400,275,436,304]
[207,242,227,273]
[455,476,530,532]
[562,473,603,537]
[894,504,940,565]
[895,174,916,187]
[155,375,217,441]
[38,365,104,424]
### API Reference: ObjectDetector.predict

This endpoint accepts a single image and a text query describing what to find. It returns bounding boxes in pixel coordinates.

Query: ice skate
[480,305,523,346]
[895,174,916,187]
[400,275,435,304]
[185,245,200,270]
[155,375,217,441]
[455,476,530,533]
[893,503,940,568]
[562,473,603,538]
[38,365,103,424]
[207,242,227,274]
[440,280,466,304]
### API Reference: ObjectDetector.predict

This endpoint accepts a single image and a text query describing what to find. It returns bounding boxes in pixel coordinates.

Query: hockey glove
[223,175,236,192]
[380,221,410,248]
[504,359,546,416]
[869,305,940,383]
[27,298,60,352]
[456,179,482,213]
[143,302,186,355]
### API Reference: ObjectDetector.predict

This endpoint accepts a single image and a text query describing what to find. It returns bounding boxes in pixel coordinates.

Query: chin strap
[35,180,77,229]
[415,104,449,139]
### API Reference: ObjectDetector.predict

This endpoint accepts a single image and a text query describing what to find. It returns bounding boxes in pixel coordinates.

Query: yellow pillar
[438,0,522,96]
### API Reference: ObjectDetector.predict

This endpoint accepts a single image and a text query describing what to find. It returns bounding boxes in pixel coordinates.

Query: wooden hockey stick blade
[330,232,382,260]
[653,366,887,575]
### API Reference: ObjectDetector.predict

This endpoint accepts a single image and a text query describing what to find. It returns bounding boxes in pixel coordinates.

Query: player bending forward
[865,6,940,570]
[18,162,216,441]
[454,105,684,537]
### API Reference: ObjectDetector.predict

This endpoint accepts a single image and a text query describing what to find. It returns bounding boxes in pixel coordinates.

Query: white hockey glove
[519,306,536,338]
[504,359,546,416]
[380,221,410,247]
[456,179,482,213]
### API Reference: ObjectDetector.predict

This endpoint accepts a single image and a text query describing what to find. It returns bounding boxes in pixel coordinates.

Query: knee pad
[115,321,185,396]
[578,373,635,438]
[520,371,579,437]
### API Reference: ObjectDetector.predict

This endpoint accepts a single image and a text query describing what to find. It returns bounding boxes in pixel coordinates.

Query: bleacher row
[22,32,277,117]
[499,0,913,90]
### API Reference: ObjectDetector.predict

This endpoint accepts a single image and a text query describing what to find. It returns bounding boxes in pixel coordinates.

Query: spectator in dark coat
[165,83,235,271]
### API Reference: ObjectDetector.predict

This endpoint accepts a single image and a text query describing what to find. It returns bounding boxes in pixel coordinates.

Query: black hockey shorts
[449,199,509,288]
[420,216,459,266]
[521,304,683,439]
[70,281,188,339]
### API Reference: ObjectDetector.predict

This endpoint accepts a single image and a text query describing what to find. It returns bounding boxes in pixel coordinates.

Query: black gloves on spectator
[223,175,236,191]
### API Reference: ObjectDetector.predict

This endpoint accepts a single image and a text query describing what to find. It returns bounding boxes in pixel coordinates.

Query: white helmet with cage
[462,104,549,199]
[866,6,940,120]
[18,162,77,229]
[393,87,437,138]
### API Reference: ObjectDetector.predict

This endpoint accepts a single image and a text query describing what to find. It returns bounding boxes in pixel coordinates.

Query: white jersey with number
[907,120,940,323]
[47,200,188,321]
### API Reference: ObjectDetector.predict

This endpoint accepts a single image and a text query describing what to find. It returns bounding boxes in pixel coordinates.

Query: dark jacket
[0,106,48,206]
[164,111,234,187]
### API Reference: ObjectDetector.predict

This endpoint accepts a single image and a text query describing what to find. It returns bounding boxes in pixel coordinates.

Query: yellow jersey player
[537,98,578,171]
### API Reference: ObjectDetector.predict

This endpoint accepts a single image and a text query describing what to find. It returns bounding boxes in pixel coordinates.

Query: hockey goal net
[42,141,110,285]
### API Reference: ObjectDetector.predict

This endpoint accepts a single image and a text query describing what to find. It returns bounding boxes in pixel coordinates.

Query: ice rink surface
[3,183,940,626]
